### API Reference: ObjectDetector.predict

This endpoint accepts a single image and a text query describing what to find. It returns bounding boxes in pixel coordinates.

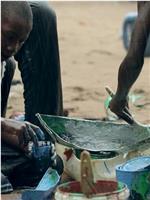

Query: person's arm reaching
[109,2,150,123]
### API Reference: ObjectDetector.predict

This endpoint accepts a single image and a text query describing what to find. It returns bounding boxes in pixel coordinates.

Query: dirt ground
[2,1,150,199]
[7,1,150,124]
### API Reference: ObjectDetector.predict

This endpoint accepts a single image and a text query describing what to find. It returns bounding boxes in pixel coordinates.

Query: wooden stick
[80,150,97,197]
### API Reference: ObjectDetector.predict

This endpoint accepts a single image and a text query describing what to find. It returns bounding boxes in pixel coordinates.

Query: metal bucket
[36,114,150,154]
[55,180,129,200]
[37,114,150,181]
[116,156,150,200]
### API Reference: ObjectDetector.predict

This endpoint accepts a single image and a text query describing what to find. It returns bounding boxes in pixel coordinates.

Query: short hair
[1,1,32,26]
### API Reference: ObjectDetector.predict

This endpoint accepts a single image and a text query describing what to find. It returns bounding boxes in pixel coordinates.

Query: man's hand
[105,86,134,124]
[1,118,64,174]
[109,95,134,124]
[1,118,45,152]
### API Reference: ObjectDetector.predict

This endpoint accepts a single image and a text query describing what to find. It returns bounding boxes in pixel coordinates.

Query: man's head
[1,1,33,61]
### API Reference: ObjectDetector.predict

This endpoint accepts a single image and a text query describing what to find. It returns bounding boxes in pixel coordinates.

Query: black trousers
[1,1,63,125]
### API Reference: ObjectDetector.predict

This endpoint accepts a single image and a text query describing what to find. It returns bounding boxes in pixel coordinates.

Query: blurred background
[8,1,150,123]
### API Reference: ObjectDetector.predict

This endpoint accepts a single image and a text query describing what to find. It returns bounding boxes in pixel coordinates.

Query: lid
[118,156,150,172]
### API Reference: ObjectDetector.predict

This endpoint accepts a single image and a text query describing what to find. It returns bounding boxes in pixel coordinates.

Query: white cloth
[1,61,6,80]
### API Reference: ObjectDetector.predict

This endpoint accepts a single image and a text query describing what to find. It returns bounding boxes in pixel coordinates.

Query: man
[1,1,63,193]
[109,2,150,124]
[2,1,63,123]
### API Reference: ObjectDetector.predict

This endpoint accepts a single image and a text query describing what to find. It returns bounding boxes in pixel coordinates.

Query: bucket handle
[80,150,97,197]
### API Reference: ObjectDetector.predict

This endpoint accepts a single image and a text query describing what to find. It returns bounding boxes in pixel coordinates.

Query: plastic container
[55,180,129,200]
[116,156,150,200]
[56,142,150,182]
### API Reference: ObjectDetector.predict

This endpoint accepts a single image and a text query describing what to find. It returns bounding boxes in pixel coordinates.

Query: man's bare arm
[109,2,150,123]
[116,2,150,99]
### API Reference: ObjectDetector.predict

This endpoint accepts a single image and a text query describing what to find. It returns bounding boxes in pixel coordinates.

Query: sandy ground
[2,1,150,199]
[7,1,150,124]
